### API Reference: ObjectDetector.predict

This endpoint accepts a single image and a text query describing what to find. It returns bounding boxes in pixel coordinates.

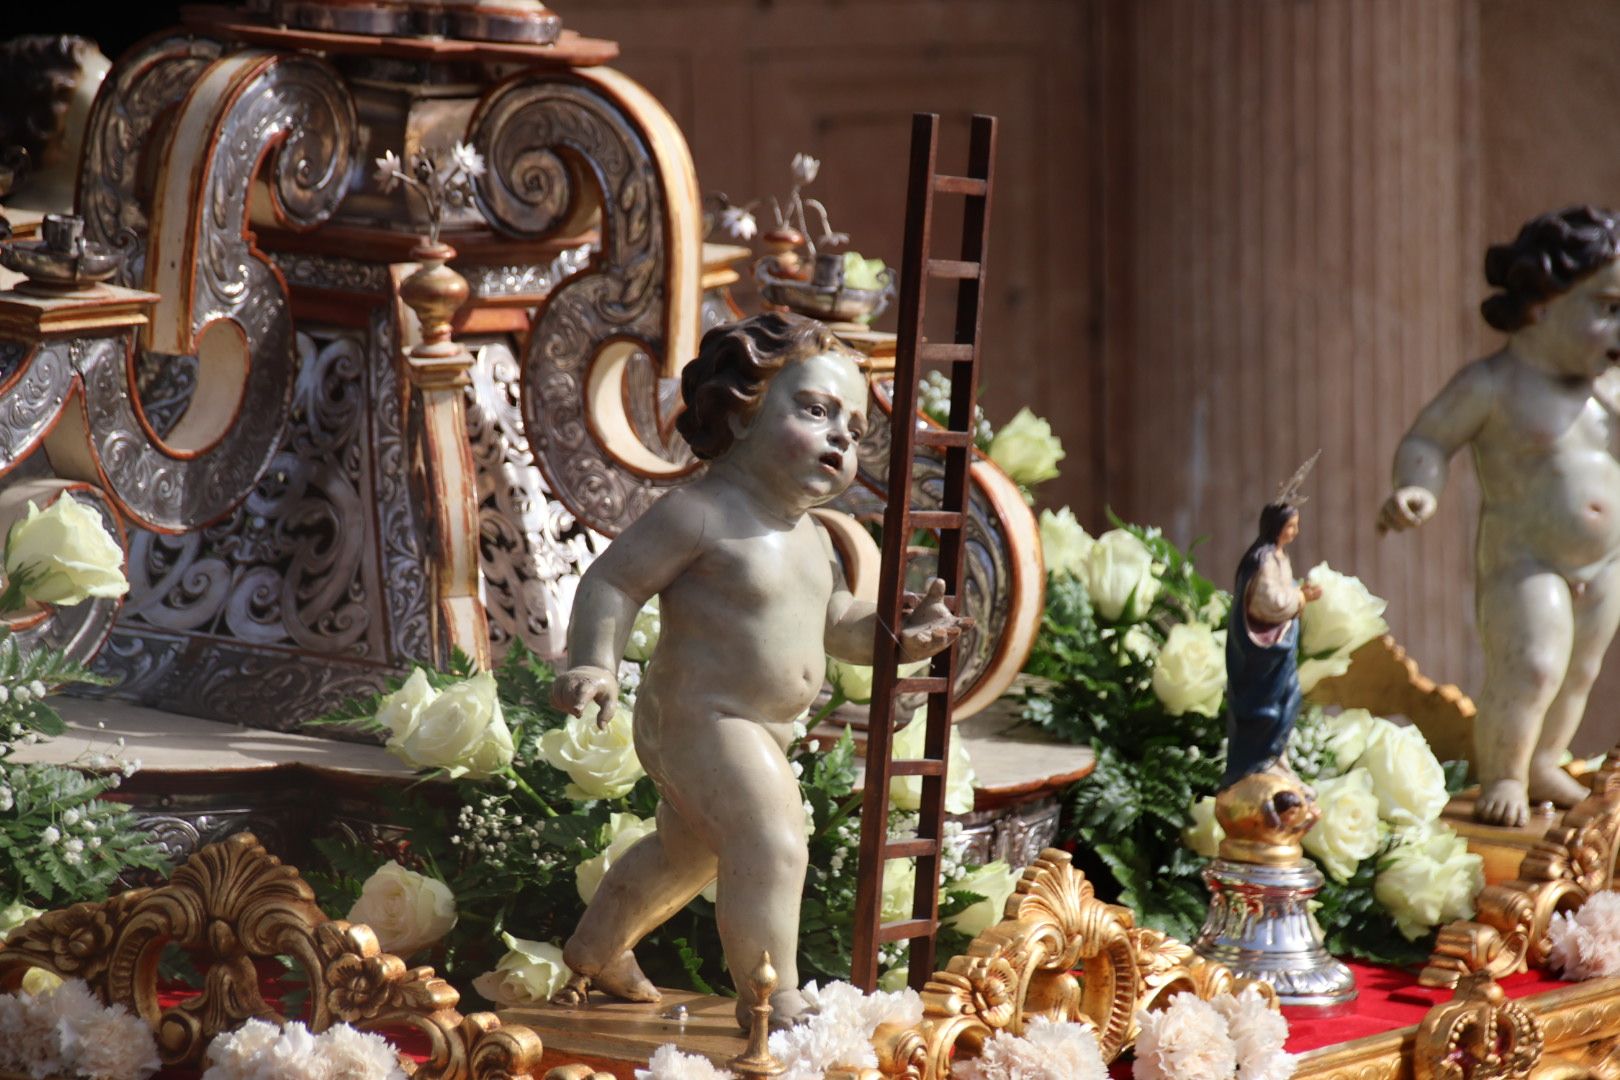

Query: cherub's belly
[644,627,826,724]
[1480,452,1620,574]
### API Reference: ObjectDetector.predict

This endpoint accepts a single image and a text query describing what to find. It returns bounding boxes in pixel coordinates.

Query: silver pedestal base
[1193,859,1357,1008]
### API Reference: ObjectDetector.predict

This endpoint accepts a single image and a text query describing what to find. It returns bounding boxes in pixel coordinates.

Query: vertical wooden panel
[1103,0,1483,695]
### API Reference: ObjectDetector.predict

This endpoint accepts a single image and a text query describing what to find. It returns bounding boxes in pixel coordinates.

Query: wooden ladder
[851,111,998,992]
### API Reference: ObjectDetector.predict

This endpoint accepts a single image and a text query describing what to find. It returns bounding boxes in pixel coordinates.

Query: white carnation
[954,1016,1107,1080]
[1547,891,1620,981]
[1212,987,1295,1080]
[636,1043,735,1080]
[769,981,923,1080]
[1133,993,1236,1080]
[59,1000,162,1080]
[204,1018,283,1079]
[315,1023,407,1080]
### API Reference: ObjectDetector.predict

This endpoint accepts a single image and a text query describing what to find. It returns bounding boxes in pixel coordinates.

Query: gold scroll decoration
[0,833,541,1078]
[1423,750,1620,989]
[865,847,1274,1080]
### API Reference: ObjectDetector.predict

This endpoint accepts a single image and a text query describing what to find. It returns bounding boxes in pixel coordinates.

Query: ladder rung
[918,343,975,363]
[933,174,988,197]
[908,510,963,530]
[928,258,980,280]
[878,918,937,943]
[916,428,974,450]
[894,676,950,694]
[890,758,947,778]
[885,837,940,858]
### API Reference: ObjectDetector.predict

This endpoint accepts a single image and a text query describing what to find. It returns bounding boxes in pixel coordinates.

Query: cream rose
[1319,709,1385,775]
[346,862,457,958]
[387,671,514,780]
[1121,626,1159,664]
[882,857,916,923]
[1038,507,1093,579]
[1302,767,1382,882]
[0,901,41,943]
[1297,656,1352,695]
[826,657,875,704]
[1299,563,1389,661]
[890,716,976,815]
[625,598,661,662]
[948,861,1022,939]
[1151,623,1226,717]
[1182,796,1224,859]
[1359,722,1449,827]
[538,704,645,800]
[987,407,1065,487]
[1375,827,1483,940]
[576,812,658,904]
[375,668,435,742]
[472,933,570,1006]
[4,496,129,607]
[1082,529,1160,622]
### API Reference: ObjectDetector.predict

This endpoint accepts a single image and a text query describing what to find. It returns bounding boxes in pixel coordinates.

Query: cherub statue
[550,312,971,1027]
[1216,459,1323,861]
[1379,206,1620,827]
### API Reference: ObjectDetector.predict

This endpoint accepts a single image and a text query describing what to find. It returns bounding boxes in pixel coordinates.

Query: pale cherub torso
[1469,355,1620,581]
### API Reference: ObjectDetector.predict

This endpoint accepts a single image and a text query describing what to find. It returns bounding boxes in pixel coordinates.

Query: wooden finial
[729,951,785,1079]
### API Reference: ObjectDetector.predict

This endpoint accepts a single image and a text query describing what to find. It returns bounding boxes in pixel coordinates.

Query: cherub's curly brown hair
[676,312,853,460]
[1482,205,1620,332]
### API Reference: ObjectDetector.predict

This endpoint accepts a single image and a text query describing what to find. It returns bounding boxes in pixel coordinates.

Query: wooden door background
[565,0,1620,754]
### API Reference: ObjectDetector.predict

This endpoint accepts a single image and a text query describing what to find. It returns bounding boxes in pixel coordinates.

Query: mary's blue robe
[1220,552,1302,789]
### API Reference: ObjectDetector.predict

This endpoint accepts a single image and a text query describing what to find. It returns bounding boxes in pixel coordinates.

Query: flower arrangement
[310,635,996,997]
[0,977,161,1080]
[202,1018,405,1080]
[1546,891,1620,980]
[1020,488,1473,962]
[0,497,165,911]
[1133,987,1295,1080]
[372,142,486,246]
[953,1016,1109,1080]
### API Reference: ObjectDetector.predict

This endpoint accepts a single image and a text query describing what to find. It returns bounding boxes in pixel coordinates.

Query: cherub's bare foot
[551,974,591,1007]
[1474,778,1530,827]
[557,945,657,1003]
[1529,759,1590,808]
[735,987,811,1032]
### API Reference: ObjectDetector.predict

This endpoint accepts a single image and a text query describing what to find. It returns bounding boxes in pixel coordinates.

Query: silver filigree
[463,243,592,298]
[0,337,108,473]
[269,253,391,294]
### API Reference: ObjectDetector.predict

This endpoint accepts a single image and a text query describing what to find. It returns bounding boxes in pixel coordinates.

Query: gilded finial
[729,952,785,1079]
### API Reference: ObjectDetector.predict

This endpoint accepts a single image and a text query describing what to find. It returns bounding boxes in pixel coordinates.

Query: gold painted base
[1442,789,1562,884]
[503,990,744,1076]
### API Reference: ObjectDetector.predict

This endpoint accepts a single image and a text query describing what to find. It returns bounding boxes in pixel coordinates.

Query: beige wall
[566,0,1620,753]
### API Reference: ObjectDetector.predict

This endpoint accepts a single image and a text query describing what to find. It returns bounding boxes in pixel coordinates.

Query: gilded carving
[0,834,542,1079]
[1414,927,1542,1080]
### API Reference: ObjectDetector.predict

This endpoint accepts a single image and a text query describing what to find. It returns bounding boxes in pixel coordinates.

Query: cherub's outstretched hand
[898,578,975,662]
[552,665,620,728]
[1377,486,1438,534]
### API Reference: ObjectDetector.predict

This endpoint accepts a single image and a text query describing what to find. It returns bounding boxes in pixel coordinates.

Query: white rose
[576,812,658,904]
[471,932,570,1006]
[538,704,645,800]
[376,668,435,741]
[1038,507,1093,579]
[1151,623,1227,717]
[388,672,513,780]
[1082,529,1160,622]
[1297,656,1352,695]
[625,598,661,662]
[827,656,926,705]
[1299,563,1389,660]
[1121,626,1159,664]
[948,861,1022,938]
[1319,709,1386,774]
[890,716,976,815]
[882,857,916,923]
[4,496,129,607]
[0,901,41,942]
[1302,768,1383,882]
[21,968,63,996]
[1359,722,1449,827]
[1182,796,1224,859]
[346,862,457,957]
[1375,827,1483,939]
[987,407,1065,487]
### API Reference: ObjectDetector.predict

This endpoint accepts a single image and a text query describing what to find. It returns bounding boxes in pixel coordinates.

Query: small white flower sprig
[373,142,488,246]
[716,152,849,258]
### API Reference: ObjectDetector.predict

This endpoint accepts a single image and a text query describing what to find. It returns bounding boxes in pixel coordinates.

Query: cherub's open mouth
[1608,348,1620,363]
[819,450,843,472]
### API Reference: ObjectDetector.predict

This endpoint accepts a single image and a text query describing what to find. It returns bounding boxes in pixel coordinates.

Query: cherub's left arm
[821,526,973,664]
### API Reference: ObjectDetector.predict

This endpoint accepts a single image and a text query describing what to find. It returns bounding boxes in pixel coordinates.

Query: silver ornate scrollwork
[465,337,606,660]
[78,34,224,287]
[464,244,593,299]
[61,50,358,532]
[0,337,109,472]
[470,71,700,537]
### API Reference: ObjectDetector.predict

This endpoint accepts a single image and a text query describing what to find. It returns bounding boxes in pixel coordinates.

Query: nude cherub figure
[550,312,970,1026]
[1379,206,1620,827]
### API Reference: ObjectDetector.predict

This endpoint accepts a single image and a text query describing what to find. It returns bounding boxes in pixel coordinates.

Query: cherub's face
[1528,260,1620,379]
[731,349,869,506]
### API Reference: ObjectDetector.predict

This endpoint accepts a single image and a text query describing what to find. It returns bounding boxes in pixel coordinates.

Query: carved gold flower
[43,906,114,980]
[326,952,398,1020]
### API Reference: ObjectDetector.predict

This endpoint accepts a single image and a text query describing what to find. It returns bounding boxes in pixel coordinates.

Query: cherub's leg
[1530,562,1620,807]
[1474,565,1573,827]
[558,799,720,1004]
